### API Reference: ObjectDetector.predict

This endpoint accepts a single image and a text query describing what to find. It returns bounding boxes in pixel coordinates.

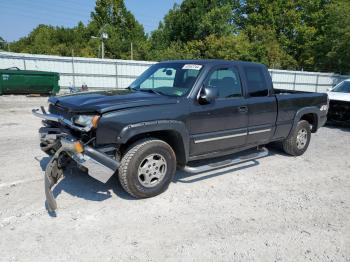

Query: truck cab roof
[160,59,266,67]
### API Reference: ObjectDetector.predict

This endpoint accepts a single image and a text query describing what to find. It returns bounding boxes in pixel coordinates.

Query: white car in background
[327,79,350,124]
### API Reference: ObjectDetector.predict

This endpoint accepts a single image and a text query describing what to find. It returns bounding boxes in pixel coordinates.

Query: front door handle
[238,106,248,113]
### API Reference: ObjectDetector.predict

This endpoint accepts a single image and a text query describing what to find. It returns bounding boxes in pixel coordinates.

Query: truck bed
[272,89,328,139]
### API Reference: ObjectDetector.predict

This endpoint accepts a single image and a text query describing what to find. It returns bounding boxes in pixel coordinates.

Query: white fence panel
[1,51,349,94]
[268,69,348,93]
[1,57,25,69]
[270,70,295,90]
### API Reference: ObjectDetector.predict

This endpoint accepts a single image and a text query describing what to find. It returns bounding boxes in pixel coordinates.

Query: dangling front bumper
[33,108,120,211]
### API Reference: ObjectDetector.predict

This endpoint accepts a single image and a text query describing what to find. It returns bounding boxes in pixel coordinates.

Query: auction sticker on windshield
[182,64,202,70]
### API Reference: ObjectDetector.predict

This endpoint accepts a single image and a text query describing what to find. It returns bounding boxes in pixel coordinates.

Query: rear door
[189,65,248,156]
[242,65,277,145]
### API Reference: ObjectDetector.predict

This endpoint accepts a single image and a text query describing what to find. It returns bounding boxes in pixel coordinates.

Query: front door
[189,66,248,156]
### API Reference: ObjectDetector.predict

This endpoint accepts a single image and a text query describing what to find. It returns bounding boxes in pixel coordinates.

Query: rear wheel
[282,120,311,156]
[118,138,176,198]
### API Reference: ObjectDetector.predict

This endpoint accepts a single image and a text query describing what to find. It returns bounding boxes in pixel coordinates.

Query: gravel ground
[0,95,349,262]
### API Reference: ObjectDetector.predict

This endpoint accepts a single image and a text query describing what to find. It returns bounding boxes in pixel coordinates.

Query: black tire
[118,138,176,198]
[282,120,311,156]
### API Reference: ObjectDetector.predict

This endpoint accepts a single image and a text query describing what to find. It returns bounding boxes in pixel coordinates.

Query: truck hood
[327,91,350,102]
[49,89,179,113]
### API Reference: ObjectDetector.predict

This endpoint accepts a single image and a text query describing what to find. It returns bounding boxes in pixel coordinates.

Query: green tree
[7,0,350,74]
[10,23,95,57]
[314,0,350,74]
[245,26,298,69]
[148,34,255,62]
[90,0,147,59]
[9,0,147,60]
[150,0,239,50]
[150,0,301,69]
[237,0,331,71]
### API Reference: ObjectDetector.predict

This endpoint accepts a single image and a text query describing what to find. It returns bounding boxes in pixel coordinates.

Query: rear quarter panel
[273,91,328,139]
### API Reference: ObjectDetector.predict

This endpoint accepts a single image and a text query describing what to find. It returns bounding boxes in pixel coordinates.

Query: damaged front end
[328,100,350,125]
[33,107,119,211]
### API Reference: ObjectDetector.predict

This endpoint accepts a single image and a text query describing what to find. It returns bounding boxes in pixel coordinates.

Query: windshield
[332,81,350,93]
[129,62,203,97]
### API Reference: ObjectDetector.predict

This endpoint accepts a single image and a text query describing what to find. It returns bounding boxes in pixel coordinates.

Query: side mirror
[199,86,219,104]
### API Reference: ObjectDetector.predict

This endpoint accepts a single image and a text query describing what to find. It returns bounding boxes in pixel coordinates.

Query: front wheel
[118,138,176,198]
[282,120,311,156]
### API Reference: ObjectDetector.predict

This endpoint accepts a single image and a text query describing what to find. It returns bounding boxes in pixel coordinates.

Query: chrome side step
[182,147,269,174]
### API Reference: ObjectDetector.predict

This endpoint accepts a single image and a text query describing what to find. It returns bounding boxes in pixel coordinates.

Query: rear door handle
[238,106,248,113]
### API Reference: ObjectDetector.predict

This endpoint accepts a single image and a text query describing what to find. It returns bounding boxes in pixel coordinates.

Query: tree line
[2,0,350,74]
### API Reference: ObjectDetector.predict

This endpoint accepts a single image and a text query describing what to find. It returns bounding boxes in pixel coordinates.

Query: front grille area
[328,100,350,123]
[49,103,74,121]
[47,103,95,142]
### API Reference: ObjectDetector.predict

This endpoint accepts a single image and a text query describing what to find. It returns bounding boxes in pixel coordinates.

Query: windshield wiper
[138,88,165,96]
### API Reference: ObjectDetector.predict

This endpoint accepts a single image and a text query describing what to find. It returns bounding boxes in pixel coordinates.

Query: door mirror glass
[199,86,219,104]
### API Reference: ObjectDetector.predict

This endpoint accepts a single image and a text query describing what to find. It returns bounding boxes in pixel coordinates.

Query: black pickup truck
[33,60,328,210]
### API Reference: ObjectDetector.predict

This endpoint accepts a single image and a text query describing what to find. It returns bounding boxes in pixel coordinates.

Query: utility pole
[101,32,108,59]
[91,30,108,59]
[101,40,105,59]
[130,42,133,60]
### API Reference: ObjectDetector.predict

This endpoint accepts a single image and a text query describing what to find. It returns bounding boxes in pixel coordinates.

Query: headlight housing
[72,115,100,128]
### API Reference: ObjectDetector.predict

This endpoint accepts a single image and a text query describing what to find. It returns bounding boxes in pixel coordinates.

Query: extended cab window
[207,68,242,98]
[244,66,269,97]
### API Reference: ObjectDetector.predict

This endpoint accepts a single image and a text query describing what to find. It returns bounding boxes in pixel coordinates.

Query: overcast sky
[0,0,182,42]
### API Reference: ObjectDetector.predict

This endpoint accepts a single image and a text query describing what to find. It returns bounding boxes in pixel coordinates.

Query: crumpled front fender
[44,148,66,212]
[43,137,119,212]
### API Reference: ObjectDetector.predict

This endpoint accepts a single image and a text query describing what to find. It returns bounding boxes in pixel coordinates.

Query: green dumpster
[0,67,60,95]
